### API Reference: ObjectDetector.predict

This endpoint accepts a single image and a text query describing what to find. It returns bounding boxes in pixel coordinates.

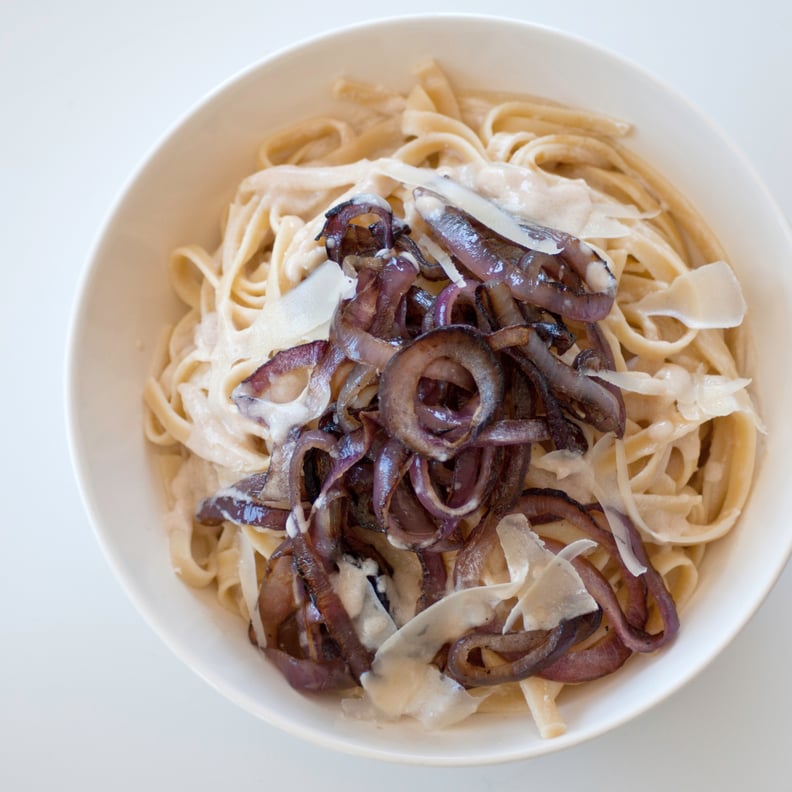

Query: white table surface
[3,1,791,789]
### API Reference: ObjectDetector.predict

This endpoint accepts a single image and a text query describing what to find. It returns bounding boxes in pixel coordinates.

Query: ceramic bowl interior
[67,14,792,765]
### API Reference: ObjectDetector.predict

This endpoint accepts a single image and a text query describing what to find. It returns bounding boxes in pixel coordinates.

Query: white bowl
[67,14,792,765]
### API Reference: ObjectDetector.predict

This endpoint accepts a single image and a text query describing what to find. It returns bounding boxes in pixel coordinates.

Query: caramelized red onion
[446,610,602,686]
[263,648,356,692]
[236,340,328,399]
[414,186,617,322]
[289,530,373,681]
[193,191,680,695]
[379,325,504,461]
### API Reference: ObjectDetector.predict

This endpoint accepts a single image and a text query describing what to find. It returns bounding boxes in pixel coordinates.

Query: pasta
[143,62,760,737]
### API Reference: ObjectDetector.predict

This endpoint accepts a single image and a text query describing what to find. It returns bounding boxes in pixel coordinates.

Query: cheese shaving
[632,260,746,329]
[249,257,357,356]
[591,365,760,425]
[356,518,596,727]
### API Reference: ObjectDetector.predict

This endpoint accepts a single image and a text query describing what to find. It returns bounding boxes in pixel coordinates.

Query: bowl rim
[65,11,792,766]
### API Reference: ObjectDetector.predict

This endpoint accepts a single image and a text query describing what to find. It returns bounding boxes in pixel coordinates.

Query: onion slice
[379,324,504,461]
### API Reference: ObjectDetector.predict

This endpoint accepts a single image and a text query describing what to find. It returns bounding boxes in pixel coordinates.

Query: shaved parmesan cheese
[632,260,746,329]
[376,159,562,255]
[498,515,597,632]
[359,581,494,727]
[248,258,356,356]
[590,365,757,424]
[676,375,755,423]
[418,234,465,285]
[357,517,596,727]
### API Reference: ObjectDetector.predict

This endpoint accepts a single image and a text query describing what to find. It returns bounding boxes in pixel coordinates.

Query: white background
[2,1,791,789]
